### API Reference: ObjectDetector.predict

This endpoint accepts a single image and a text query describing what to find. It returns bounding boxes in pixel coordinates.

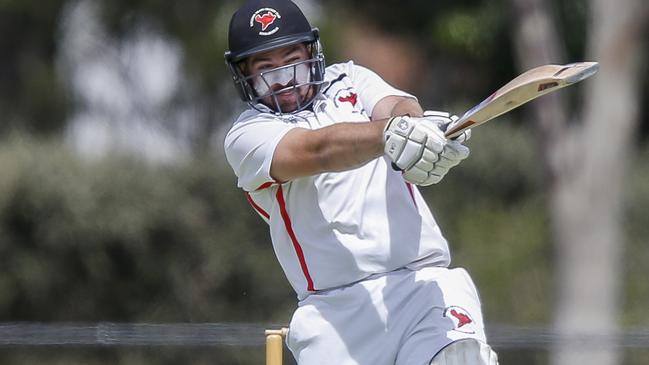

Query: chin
[264,92,308,113]
[279,100,300,112]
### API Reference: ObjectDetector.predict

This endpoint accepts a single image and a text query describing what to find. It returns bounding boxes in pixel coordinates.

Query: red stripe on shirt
[276,185,315,292]
[245,192,270,219]
[256,181,274,191]
[405,182,418,208]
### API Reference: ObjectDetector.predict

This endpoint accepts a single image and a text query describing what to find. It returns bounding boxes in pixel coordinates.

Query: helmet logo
[250,8,281,36]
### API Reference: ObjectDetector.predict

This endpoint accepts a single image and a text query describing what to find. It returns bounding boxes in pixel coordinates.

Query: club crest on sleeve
[338,92,357,107]
[250,8,281,35]
[334,88,362,113]
[443,306,476,334]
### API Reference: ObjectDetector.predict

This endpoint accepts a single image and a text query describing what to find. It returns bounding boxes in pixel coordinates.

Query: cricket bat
[444,62,599,139]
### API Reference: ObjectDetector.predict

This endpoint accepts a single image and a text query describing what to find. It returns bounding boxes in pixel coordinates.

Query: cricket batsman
[224,0,499,363]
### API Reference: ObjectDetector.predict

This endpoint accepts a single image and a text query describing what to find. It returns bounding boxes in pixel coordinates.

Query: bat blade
[444,61,599,139]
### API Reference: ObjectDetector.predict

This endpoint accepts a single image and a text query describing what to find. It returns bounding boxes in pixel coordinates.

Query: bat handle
[441,120,463,140]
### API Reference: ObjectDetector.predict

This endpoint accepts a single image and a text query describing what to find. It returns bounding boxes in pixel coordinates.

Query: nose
[254,67,298,95]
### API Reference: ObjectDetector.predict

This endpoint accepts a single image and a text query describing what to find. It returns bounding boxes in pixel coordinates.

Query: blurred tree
[98,0,240,153]
[0,139,293,323]
[57,0,241,160]
[510,1,648,365]
[0,0,70,135]
[327,0,516,106]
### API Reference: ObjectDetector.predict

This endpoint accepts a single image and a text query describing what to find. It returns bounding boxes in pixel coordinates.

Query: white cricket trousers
[287,266,487,365]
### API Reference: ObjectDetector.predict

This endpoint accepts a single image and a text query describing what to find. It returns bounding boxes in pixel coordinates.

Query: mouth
[272,83,298,94]
[261,83,313,112]
[274,87,302,102]
[278,89,294,96]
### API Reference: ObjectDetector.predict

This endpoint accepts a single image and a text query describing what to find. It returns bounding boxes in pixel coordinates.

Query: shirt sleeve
[349,62,417,116]
[224,111,296,192]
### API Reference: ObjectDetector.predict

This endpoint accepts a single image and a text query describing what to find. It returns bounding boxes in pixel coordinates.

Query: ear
[238,61,248,76]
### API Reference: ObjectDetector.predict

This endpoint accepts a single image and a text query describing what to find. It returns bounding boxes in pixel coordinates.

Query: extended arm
[270,96,421,182]
[370,96,423,120]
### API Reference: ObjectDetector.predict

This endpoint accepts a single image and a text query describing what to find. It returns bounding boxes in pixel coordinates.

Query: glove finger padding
[403,166,445,186]
[402,165,429,185]
[402,139,470,186]
[422,110,452,125]
[435,141,470,168]
[424,111,472,143]
[445,114,472,143]
[384,116,445,171]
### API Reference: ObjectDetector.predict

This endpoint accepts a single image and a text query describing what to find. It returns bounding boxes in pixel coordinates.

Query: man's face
[245,44,312,113]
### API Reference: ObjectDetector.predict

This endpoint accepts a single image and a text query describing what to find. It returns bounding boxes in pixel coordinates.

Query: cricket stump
[265,328,289,365]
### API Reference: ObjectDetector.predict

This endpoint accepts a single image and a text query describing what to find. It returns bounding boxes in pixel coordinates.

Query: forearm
[270,119,389,181]
[271,98,425,181]
[371,95,424,120]
[315,119,389,171]
[390,97,424,118]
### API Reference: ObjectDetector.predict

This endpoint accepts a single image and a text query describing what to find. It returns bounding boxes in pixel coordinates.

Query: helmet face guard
[225,0,326,114]
[226,37,326,114]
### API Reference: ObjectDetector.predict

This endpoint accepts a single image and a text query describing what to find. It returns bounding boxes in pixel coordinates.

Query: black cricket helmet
[225,0,326,114]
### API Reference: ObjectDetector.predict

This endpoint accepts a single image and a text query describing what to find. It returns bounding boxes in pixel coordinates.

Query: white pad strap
[430,339,499,365]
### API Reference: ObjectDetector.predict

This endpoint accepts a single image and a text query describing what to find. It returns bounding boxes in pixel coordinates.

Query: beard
[262,84,313,113]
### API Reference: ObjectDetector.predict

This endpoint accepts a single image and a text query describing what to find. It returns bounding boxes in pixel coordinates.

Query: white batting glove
[402,138,469,185]
[383,115,446,171]
[423,110,471,143]
[401,111,470,185]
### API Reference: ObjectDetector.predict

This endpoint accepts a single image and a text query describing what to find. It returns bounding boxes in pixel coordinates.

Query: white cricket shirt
[224,61,451,300]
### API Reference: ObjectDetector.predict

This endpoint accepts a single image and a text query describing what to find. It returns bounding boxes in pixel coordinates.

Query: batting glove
[401,110,470,186]
[384,115,446,172]
[423,110,471,143]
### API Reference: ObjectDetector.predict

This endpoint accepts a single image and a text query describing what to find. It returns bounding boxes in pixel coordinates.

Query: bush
[0,136,294,324]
